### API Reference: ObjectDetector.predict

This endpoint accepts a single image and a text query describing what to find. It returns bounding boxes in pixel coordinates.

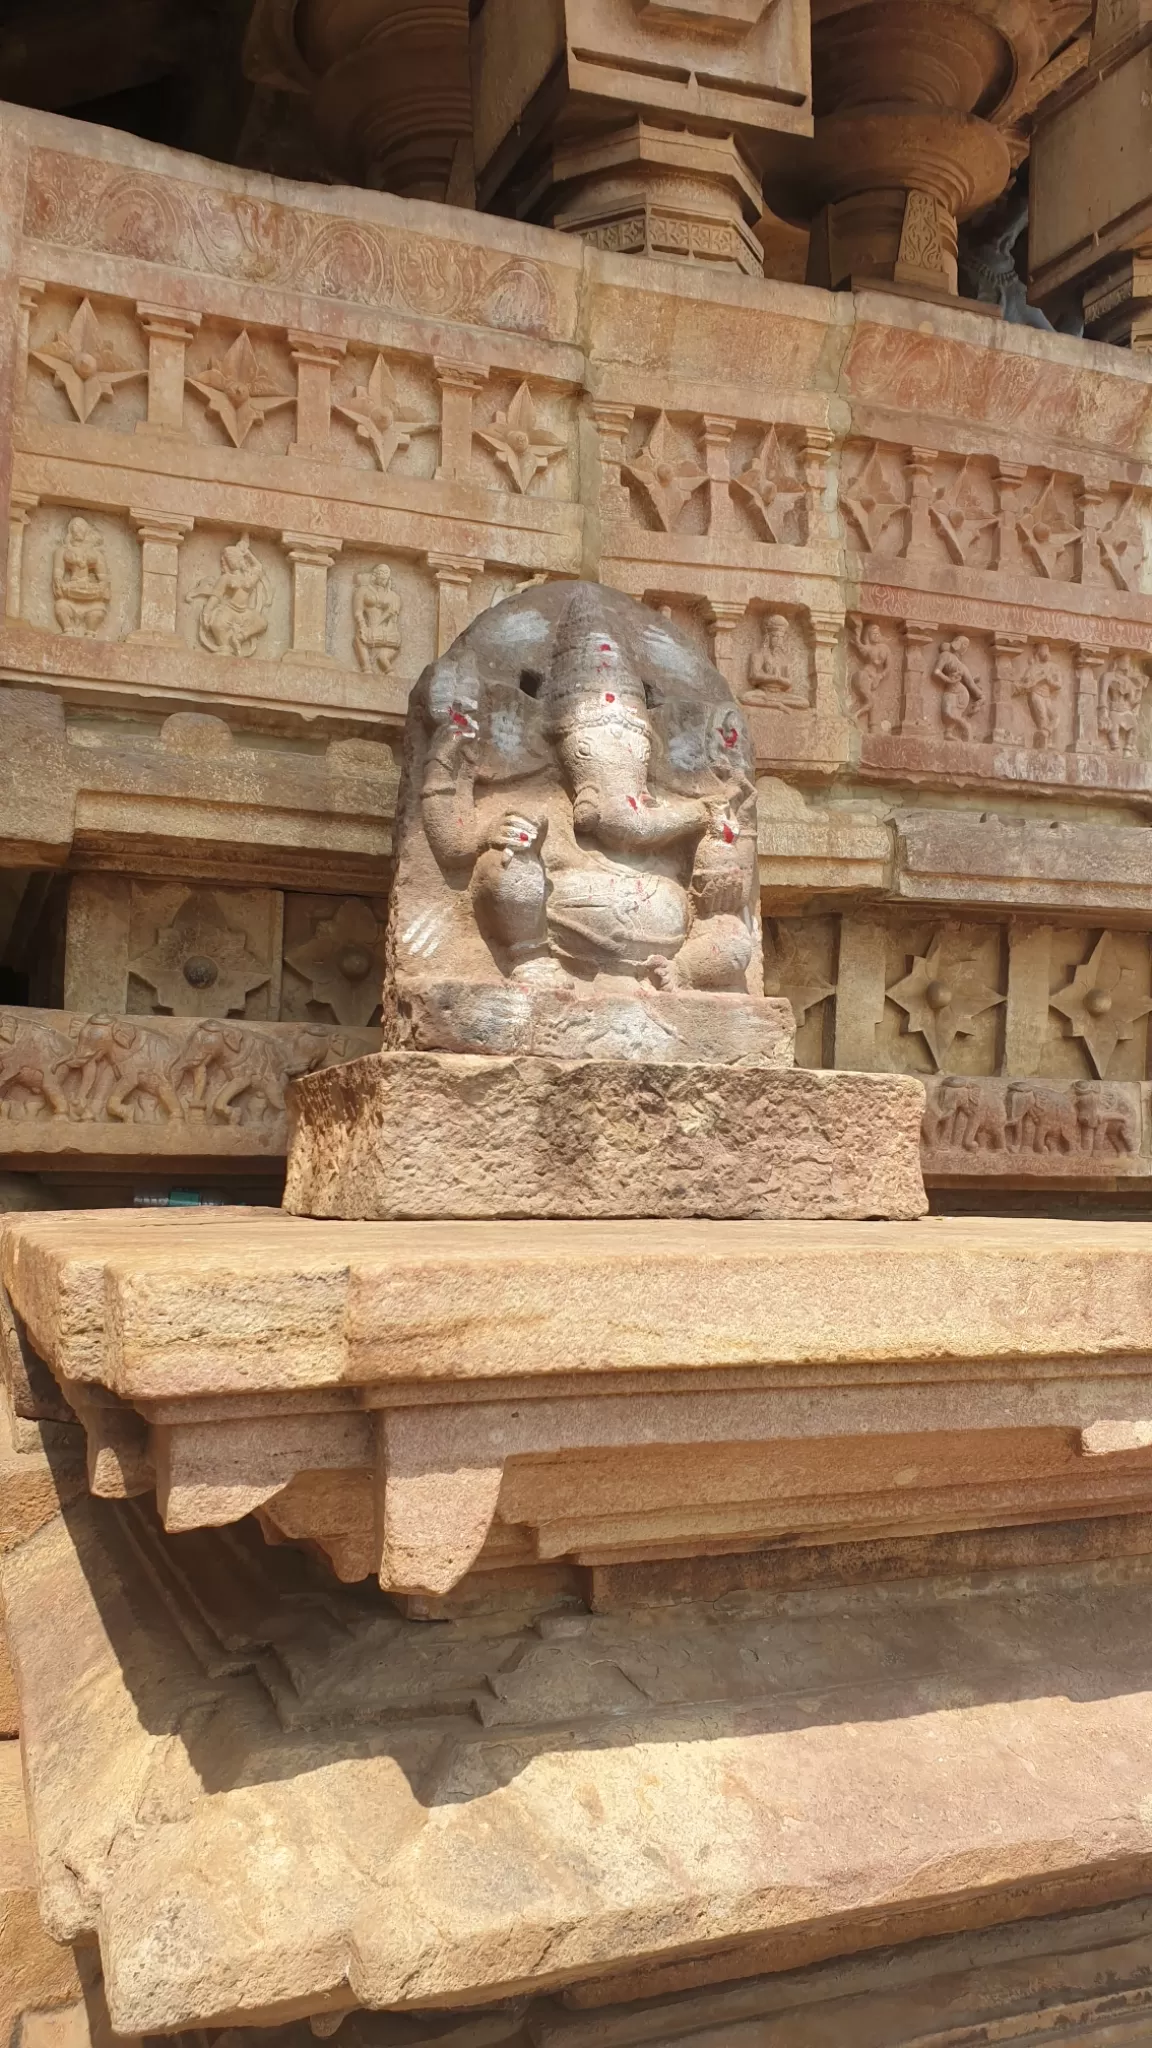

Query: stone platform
[283,1053,928,1220]
[11,1488,1152,2035]
[9,1212,1152,1597]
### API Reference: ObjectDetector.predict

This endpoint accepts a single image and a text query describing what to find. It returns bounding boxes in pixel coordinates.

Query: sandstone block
[389,981,795,1066]
[284,1052,928,1221]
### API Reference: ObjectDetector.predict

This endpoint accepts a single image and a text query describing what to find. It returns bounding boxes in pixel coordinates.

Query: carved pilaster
[1074,643,1107,753]
[5,491,38,621]
[994,462,1029,571]
[1076,480,1107,586]
[282,533,342,665]
[800,428,835,545]
[288,331,347,461]
[809,609,845,718]
[434,358,487,484]
[588,402,635,521]
[15,280,44,406]
[991,634,1028,745]
[704,600,745,688]
[128,511,194,645]
[1005,923,1054,1077]
[905,448,938,562]
[428,552,484,654]
[135,304,201,437]
[700,416,737,537]
[898,622,939,737]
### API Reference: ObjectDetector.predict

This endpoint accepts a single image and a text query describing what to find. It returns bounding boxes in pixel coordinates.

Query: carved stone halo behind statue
[285,583,927,1220]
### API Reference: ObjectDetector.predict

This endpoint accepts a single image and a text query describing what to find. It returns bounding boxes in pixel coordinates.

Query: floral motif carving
[624,413,708,531]
[188,536,271,657]
[333,355,437,472]
[188,330,295,447]
[1016,476,1079,579]
[129,890,271,1017]
[476,383,566,495]
[731,428,803,542]
[30,297,144,423]
[1098,490,1145,591]
[284,899,387,1028]
[24,151,560,339]
[840,446,906,554]
[764,927,835,1028]
[52,518,111,638]
[887,930,1005,1070]
[1049,932,1152,1077]
[929,458,997,566]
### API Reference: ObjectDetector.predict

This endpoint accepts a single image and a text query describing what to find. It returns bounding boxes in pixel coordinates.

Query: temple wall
[5,104,1152,1197]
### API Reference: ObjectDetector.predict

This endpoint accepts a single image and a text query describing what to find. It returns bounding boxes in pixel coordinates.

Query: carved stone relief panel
[763,915,837,1067]
[879,918,1007,1078]
[25,291,147,432]
[330,348,439,478]
[178,530,289,661]
[19,506,136,643]
[473,379,573,499]
[924,454,999,572]
[126,882,281,1020]
[921,1075,1148,1177]
[330,551,430,681]
[846,615,900,733]
[1014,469,1081,581]
[623,411,710,535]
[728,424,805,547]
[840,441,908,558]
[741,606,813,712]
[183,323,297,456]
[1042,927,1152,1082]
[281,893,389,1027]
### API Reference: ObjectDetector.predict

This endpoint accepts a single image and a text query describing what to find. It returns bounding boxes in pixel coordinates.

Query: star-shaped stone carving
[284,898,386,1029]
[1017,475,1079,579]
[624,412,708,532]
[333,354,437,473]
[476,382,566,494]
[188,331,296,448]
[31,298,145,424]
[766,928,835,1028]
[130,891,271,1018]
[840,446,906,555]
[886,931,1005,1070]
[929,458,998,565]
[1049,932,1152,1077]
[1099,490,1146,592]
[731,428,803,542]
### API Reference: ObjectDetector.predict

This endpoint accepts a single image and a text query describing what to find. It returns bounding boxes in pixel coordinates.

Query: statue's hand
[487,812,541,855]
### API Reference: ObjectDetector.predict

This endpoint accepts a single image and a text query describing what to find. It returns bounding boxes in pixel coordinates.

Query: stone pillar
[700,416,737,538]
[470,0,811,274]
[15,280,44,405]
[288,331,346,460]
[283,533,342,664]
[128,511,193,645]
[588,402,635,521]
[792,5,1027,298]
[899,623,939,737]
[1074,644,1107,753]
[290,0,473,202]
[428,552,483,655]
[705,601,746,690]
[801,428,835,545]
[434,359,486,484]
[905,448,938,562]
[991,634,1027,745]
[5,491,37,621]
[136,305,201,437]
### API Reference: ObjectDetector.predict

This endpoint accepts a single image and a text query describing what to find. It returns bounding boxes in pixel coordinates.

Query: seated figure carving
[384,581,782,1062]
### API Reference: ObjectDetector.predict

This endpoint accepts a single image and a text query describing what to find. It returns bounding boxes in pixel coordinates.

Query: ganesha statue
[382,581,791,1064]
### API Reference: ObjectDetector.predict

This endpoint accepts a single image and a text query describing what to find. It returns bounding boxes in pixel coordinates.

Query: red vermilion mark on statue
[723,823,735,844]
[604,692,616,703]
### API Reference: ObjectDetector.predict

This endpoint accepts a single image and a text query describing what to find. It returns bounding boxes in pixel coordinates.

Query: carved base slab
[13,1490,1152,2033]
[386,979,796,1066]
[284,1052,928,1220]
